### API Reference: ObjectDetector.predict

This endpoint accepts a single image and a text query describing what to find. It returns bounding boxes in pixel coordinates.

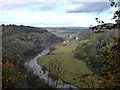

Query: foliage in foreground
[95,36,120,88]
[91,1,120,87]
[2,52,55,88]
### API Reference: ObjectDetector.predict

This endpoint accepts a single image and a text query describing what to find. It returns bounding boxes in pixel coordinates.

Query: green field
[55,34,69,40]
[37,40,103,88]
[47,27,80,40]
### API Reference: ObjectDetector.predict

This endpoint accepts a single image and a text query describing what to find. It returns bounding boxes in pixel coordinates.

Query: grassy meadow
[37,40,103,88]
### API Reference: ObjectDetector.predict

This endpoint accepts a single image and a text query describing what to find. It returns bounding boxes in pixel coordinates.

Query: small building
[76,37,79,40]
[67,40,69,42]
[63,41,66,43]
[69,36,72,38]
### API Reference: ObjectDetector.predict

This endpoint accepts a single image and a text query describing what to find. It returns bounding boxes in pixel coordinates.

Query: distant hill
[41,26,88,29]
[2,24,64,59]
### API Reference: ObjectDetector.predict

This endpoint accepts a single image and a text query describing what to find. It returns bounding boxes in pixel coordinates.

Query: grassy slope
[37,40,103,88]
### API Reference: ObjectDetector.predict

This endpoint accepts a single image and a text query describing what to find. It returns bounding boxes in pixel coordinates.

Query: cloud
[0,0,110,10]
[32,3,56,11]
[0,0,32,10]
[40,4,56,11]
[0,0,57,12]
[0,0,58,10]
[108,7,118,13]
[0,0,115,27]
[67,2,111,13]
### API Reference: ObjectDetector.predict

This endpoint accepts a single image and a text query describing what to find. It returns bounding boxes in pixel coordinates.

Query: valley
[37,26,118,88]
[2,24,119,88]
[37,41,102,88]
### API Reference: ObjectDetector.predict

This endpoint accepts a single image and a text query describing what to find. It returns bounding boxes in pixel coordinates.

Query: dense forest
[2,24,64,59]
[75,26,118,69]
[74,23,119,87]
[2,24,64,88]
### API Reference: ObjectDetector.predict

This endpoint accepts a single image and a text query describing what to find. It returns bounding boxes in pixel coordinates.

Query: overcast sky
[0,0,118,27]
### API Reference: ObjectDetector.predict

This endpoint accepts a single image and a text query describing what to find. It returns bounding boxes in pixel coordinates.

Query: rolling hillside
[2,24,64,59]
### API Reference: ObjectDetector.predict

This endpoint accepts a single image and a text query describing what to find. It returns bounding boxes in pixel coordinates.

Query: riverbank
[25,49,78,88]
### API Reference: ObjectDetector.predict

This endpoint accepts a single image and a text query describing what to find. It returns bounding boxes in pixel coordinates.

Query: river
[25,49,78,88]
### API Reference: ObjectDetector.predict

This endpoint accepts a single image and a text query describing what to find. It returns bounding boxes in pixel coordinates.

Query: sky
[0,0,118,27]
